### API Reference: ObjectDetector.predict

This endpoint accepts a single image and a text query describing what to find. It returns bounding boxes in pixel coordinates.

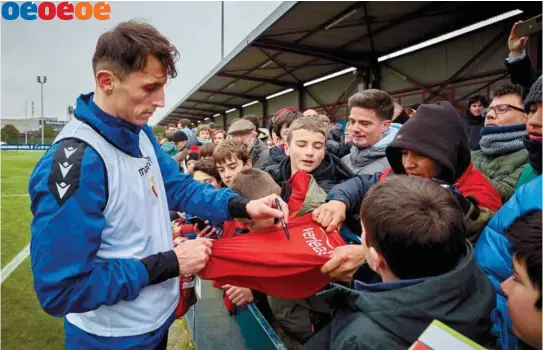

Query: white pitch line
[1,244,30,284]
[1,194,29,198]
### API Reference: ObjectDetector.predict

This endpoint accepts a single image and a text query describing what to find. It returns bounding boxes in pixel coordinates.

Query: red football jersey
[199,214,345,300]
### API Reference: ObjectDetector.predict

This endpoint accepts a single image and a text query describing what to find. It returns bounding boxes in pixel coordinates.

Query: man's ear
[96,70,116,93]
[245,158,253,169]
[381,119,391,133]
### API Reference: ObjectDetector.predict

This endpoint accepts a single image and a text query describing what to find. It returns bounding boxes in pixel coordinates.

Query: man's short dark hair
[506,210,542,309]
[193,159,222,183]
[361,176,466,280]
[468,95,488,108]
[179,119,191,128]
[348,89,394,121]
[491,84,524,100]
[243,115,260,129]
[231,168,280,200]
[92,20,179,80]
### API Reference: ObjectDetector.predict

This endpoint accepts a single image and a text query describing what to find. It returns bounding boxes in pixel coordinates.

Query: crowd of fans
[157,23,542,350]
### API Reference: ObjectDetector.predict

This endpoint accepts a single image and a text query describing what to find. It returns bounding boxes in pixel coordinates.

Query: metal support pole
[41,82,44,145]
[25,100,28,144]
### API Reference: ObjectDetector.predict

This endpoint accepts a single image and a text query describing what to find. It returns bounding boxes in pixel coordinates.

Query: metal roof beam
[252,38,369,68]
[425,28,507,102]
[340,2,446,49]
[168,112,208,119]
[217,72,298,88]
[186,99,238,109]
[376,9,516,60]
[197,89,262,101]
[176,106,217,115]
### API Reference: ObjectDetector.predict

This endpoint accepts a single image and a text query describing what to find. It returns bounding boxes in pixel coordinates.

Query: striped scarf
[479,124,526,156]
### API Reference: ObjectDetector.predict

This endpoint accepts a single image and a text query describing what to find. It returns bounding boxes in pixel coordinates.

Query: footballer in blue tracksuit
[28,21,286,349]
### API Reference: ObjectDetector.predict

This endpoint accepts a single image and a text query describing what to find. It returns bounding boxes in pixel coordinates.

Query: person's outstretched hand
[321,245,366,284]
[174,238,213,275]
[313,200,346,232]
[509,21,528,58]
[246,194,289,225]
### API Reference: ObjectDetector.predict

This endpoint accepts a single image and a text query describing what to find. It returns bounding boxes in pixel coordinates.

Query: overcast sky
[1,1,282,125]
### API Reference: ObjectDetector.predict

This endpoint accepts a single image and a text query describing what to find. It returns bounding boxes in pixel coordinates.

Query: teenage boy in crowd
[305,176,495,350]
[501,211,542,350]
[460,95,489,151]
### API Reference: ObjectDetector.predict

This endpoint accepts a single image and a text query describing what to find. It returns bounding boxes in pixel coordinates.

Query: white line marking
[1,244,30,284]
[1,194,29,198]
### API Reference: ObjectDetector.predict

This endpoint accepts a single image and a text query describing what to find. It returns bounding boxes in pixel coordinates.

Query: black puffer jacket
[460,112,484,151]
[266,152,354,193]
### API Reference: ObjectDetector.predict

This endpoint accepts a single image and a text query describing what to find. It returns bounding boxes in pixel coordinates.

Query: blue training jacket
[28,93,240,348]
[475,176,542,350]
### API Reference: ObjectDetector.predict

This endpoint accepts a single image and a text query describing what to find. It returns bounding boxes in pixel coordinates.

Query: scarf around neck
[479,124,526,156]
[523,135,542,174]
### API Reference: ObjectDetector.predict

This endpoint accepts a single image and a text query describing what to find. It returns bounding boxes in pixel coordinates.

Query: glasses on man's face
[483,104,526,118]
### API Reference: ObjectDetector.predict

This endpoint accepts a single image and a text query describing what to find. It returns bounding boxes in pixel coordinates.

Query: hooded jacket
[342,123,400,175]
[385,102,502,212]
[267,152,355,193]
[262,145,287,170]
[305,243,495,350]
[28,93,249,348]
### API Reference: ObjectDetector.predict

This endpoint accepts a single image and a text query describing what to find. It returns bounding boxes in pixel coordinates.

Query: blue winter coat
[475,176,542,350]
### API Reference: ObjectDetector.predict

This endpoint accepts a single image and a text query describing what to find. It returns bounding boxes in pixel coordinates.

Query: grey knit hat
[525,75,542,112]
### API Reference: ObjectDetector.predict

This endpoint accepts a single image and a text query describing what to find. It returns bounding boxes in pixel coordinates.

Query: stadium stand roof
[159,1,540,126]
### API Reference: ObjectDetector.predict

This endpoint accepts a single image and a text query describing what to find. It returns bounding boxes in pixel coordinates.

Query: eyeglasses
[483,104,526,118]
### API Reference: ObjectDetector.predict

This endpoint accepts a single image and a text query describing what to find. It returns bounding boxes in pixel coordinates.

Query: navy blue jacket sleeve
[327,173,380,214]
[29,140,149,317]
[143,126,245,221]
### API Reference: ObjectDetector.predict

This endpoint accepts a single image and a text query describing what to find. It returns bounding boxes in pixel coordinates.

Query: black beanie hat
[525,75,542,112]
[173,130,188,143]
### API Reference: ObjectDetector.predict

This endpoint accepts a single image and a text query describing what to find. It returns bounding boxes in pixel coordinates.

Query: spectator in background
[307,176,495,350]
[160,131,177,157]
[263,109,302,169]
[303,109,319,117]
[228,119,269,169]
[501,210,542,350]
[517,75,542,187]
[243,114,269,142]
[472,84,528,202]
[212,130,227,146]
[184,145,200,174]
[506,21,540,94]
[460,95,489,151]
[213,140,252,188]
[177,118,193,138]
[208,122,216,136]
[392,102,410,124]
[341,90,400,175]
[199,142,215,160]
[192,159,222,189]
[187,124,212,148]
[167,123,177,133]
